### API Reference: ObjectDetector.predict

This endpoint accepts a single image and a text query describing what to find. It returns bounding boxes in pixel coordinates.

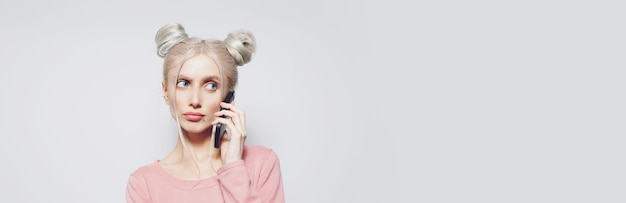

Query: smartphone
[214,91,235,148]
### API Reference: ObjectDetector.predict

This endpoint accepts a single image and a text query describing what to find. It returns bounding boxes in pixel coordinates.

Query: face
[162,55,224,134]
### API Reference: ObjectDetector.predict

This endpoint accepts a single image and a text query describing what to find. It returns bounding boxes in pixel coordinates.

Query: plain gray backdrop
[0,0,624,202]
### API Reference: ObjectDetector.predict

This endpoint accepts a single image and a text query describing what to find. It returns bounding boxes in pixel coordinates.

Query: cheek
[173,91,184,104]
[204,95,222,110]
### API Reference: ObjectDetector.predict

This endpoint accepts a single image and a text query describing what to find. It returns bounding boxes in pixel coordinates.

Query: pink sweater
[126,145,285,203]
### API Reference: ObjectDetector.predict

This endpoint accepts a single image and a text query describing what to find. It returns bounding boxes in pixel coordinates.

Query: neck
[170,130,221,163]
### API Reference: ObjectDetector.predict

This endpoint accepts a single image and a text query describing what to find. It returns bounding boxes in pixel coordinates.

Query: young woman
[125,23,285,203]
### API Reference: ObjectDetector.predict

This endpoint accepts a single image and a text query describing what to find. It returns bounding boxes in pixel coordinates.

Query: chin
[180,123,212,135]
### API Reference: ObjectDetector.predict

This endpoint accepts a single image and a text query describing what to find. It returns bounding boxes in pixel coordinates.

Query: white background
[0,0,624,202]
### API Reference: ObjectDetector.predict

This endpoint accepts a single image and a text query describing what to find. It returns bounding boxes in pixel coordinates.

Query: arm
[218,150,285,203]
[126,174,152,203]
[213,102,285,202]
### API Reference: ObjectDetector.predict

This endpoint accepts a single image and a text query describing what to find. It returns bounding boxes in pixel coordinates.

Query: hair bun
[155,23,189,58]
[224,29,256,66]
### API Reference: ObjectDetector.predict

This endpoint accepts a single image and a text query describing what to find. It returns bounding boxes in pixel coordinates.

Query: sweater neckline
[151,160,220,190]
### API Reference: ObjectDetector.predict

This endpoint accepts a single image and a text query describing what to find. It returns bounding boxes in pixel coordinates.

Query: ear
[162,81,169,105]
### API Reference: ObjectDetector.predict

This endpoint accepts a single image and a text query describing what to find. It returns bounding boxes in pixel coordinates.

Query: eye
[205,82,217,90]
[176,80,189,88]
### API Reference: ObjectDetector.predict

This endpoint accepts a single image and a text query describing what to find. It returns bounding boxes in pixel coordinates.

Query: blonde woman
[125,23,285,203]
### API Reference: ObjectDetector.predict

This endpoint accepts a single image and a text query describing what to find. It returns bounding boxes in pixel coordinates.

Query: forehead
[170,55,220,78]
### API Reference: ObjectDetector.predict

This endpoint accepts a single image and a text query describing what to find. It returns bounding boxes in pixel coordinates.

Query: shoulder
[243,145,273,154]
[126,162,160,201]
[128,161,160,179]
[244,145,278,157]
[243,145,280,164]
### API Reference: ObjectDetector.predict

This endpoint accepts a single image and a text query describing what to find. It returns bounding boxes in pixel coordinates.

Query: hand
[212,101,247,164]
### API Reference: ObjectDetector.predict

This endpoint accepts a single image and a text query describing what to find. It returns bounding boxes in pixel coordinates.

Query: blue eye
[176,80,189,88]
[205,82,217,90]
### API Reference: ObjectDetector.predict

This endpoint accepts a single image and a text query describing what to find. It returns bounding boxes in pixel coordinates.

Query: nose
[189,88,201,108]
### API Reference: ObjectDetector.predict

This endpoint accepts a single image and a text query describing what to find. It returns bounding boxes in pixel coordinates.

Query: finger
[219,102,246,132]
[214,109,238,119]
[213,109,246,132]
[220,102,244,115]
[220,102,234,109]
[211,117,246,140]
[210,124,217,141]
[214,110,244,132]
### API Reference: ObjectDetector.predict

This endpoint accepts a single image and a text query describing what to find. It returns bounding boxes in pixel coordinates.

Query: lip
[183,112,205,122]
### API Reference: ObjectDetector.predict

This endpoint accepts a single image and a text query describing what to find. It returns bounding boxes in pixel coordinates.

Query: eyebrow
[177,74,221,82]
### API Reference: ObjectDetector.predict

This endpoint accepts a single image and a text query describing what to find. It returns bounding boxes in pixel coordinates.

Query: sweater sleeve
[217,150,285,203]
[126,173,152,203]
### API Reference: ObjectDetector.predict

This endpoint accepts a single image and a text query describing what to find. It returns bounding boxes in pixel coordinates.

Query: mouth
[183,112,205,122]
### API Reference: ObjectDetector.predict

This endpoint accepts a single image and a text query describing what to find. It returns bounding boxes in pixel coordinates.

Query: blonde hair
[155,23,256,92]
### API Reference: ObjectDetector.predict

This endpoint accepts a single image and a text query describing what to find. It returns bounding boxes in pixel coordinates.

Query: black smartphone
[214,91,235,148]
